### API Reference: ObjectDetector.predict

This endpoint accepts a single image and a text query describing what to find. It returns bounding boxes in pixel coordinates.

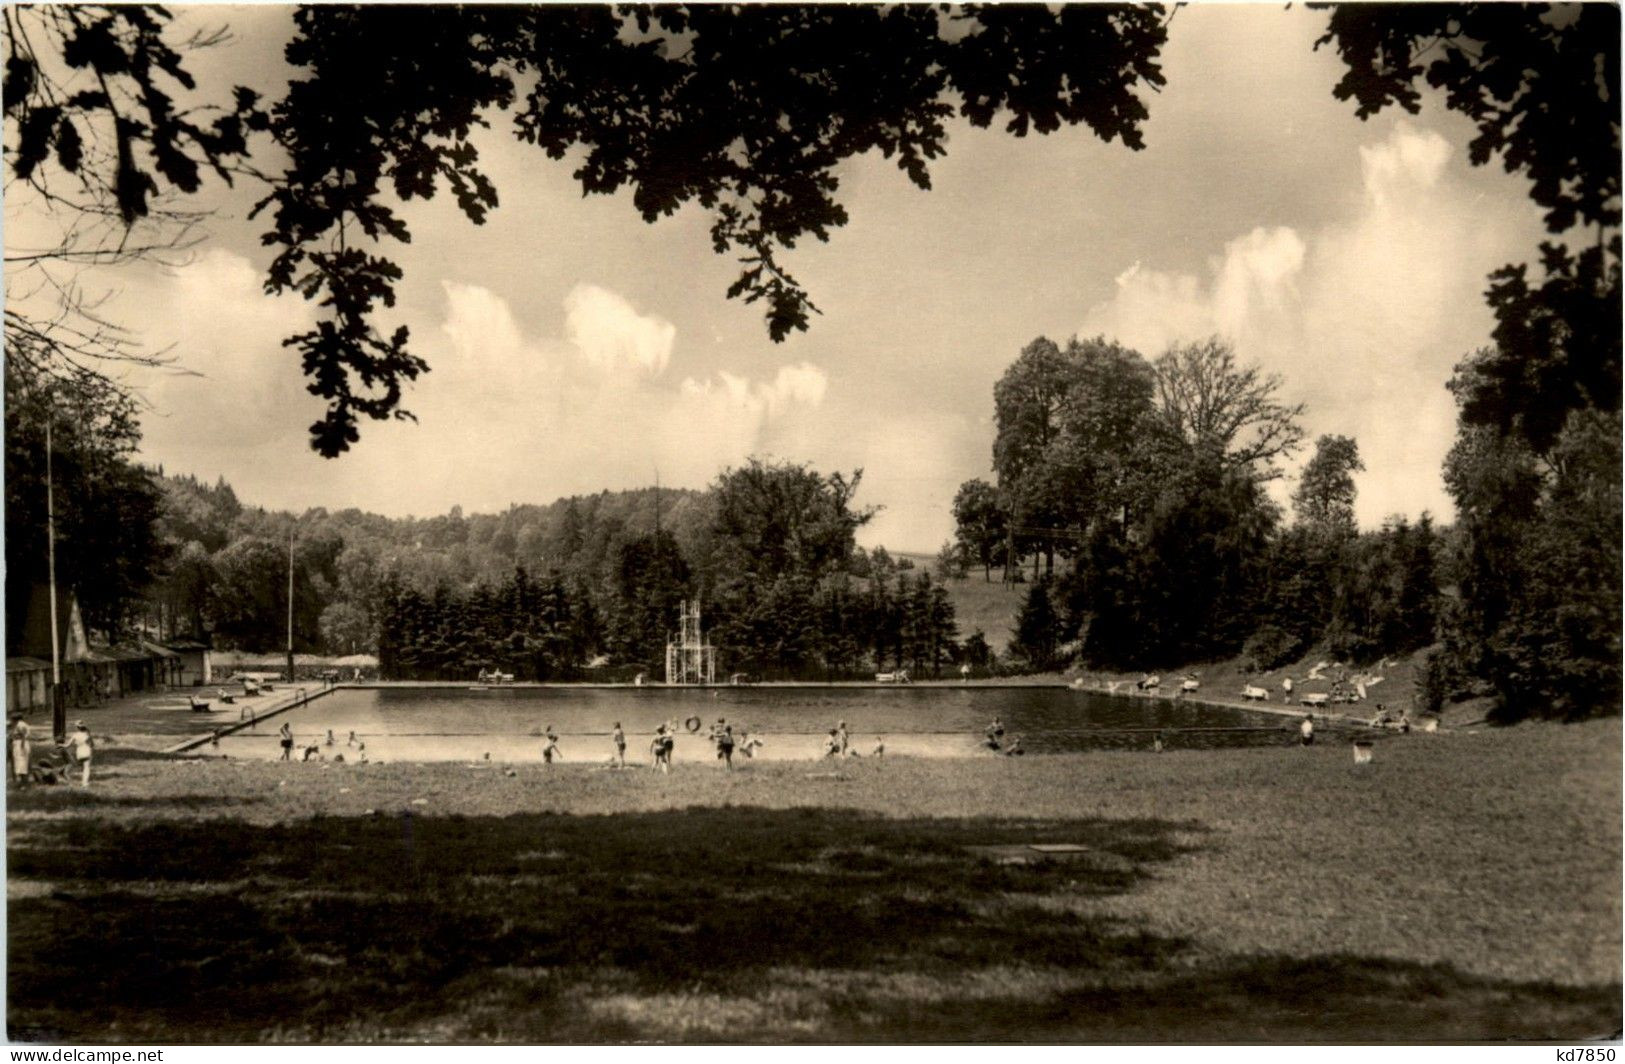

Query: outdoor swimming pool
[213,684,1344,762]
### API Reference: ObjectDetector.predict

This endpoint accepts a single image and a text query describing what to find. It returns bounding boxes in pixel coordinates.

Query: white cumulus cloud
[410,282,825,506]
[1080,122,1535,527]
[563,282,675,378]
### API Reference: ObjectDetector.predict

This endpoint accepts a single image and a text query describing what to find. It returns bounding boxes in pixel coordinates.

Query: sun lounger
[189,696,212,712]
[1300,693,1330,707]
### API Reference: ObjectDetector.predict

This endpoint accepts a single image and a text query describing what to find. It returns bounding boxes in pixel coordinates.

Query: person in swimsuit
[611,722,626,767]
[717,724,735,770]
[279,722,294,761]
[650,725,673,774]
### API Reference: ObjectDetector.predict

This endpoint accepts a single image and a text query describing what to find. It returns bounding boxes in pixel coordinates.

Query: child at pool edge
[612,722,626,767]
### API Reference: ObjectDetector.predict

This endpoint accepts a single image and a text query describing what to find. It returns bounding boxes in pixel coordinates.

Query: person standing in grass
[279,722,294,761]
[835,720,850,755]
[717,724,735,770]
[611,722,626,767]
[10,714,32,788]
[542,730,561,764]
[65,721,93,786]
[1299,715,1315,746]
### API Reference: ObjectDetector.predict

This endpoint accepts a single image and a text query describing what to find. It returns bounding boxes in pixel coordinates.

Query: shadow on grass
[7,806,1619,1043]
[8,791,267,814]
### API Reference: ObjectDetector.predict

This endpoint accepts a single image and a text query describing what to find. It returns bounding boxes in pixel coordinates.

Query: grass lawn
[7,719,1619,1043]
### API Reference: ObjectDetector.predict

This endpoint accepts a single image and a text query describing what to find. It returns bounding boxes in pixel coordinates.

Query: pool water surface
[213,685,1344,762]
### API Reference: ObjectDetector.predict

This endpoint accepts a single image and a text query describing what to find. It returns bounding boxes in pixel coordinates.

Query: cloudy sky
[7,4,1549,550]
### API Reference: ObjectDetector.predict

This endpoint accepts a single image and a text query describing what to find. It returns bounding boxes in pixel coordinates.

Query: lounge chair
[189,696,212,712]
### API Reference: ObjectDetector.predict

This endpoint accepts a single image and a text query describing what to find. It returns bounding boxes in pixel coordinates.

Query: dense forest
[948,330,1617,724]
[129,459,961,683]
[949,336,1448,683]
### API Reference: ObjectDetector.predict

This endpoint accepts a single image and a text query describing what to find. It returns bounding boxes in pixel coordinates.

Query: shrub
[1242,624,1303,673]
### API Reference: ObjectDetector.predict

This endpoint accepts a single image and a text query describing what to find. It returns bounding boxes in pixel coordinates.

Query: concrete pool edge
[163,684,343,754]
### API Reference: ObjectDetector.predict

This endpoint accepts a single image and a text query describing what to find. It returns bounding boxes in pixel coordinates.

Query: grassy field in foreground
[7,720,1620,1043]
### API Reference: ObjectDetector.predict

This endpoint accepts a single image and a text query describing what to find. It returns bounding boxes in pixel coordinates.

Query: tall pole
[286,524,296,683]
[46,413,64,742]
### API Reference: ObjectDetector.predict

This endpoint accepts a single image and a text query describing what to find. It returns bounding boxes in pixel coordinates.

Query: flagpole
[46,412,64,743]
[286,524,296,684]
